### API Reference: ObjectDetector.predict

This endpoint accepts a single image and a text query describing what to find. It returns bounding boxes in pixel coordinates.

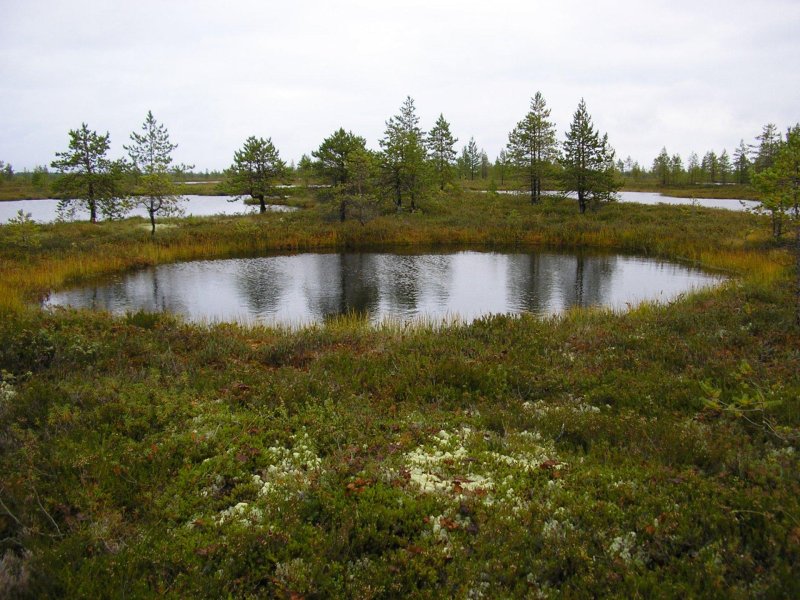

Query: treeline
[620,123,789,187]
[291,92,616,214]
[21,92,617,229]
[5,96,796,230]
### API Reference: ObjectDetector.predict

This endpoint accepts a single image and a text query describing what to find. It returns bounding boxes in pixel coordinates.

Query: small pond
[45,250,725,326]
[0,195,293,224]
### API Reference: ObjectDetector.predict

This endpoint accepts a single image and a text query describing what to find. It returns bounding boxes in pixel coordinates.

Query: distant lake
[1,191,758,224]
[0,195,294,224]
[492,190,759,211]
[46,250,725,326]
[615,191,758,210]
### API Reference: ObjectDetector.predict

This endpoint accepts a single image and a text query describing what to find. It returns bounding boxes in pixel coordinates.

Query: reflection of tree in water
[304,254,380,319]
[563,253,616,309]
[417,254,452,304]
[506,252,618,314]
[234,257,289,316]
[55,266,189,315]
[376,253,453,316]
[506,253,555,313]
[133,266,190,314]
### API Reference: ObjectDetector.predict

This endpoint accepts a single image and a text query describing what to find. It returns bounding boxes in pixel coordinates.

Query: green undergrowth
[0,192,798,597]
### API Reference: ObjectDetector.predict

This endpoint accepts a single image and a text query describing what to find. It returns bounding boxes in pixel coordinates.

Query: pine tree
[426,114,458,190]
[733,140,751,184]
[687,152,701,185]
[379,96,428,210]
[461,138,481,181]
[495,150,509,185]
[506,91,558,204]
[752,123,781,173]
[312,128,367,187]
[753,124,800,240]
[701,151,718,183]
[224,136,286,213]
[51,123,126,223]
[718,149,732,185]
[125,111,189,235]
[560,99,618,213]
[670,154,684,185]
[480,151,490,179]
[652,147,670,186]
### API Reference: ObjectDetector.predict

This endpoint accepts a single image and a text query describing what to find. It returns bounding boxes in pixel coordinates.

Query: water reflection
[47,250,724,325]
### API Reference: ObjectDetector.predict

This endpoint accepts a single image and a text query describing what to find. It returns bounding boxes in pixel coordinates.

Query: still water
[1,191,757,224]
[494,190,759,211]
[0,196,293,223]
[46,250,724,325]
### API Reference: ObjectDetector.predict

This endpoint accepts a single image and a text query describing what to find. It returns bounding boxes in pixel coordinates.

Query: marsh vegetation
[0,185,798,597]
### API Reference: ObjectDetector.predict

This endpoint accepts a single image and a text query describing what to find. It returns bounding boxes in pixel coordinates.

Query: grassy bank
[0,192,785,312]
[0,191,798,597]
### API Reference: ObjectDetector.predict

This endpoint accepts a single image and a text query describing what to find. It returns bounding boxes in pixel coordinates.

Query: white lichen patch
[251,431,322,499]
[208,431,322,526]
[400,426,562,511]
[216,502,263,526]
[541,511,577,541]
[523,395,601,416]
[607,531,646,565]
[0,380,16,402]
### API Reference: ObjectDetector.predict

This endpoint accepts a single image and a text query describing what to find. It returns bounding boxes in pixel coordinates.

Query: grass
[0,181,52,201]
[0,189,798,598]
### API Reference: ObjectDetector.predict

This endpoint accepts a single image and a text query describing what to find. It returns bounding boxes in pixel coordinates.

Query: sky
[1,0,798,172]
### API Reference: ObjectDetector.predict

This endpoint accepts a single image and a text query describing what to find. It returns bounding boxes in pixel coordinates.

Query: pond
[45,250,725,326]
[0,195,293,224]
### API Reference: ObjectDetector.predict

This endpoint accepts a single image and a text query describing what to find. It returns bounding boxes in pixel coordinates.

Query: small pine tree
[225,137,286,213]
[560,99,618,213]
[426,114,458,190]
[125,111,189,235]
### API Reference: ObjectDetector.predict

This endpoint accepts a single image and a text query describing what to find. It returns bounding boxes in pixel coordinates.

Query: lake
[46,250,725,326]
[494,190,759,211]
[614,191,758,210]
[1,191,758,224]
[0,195,294,224]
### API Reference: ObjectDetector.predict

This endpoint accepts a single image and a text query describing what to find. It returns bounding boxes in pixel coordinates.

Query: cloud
[1,0,798,170]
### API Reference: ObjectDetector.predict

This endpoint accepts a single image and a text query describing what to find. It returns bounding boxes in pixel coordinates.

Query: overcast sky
[1,0,798,172]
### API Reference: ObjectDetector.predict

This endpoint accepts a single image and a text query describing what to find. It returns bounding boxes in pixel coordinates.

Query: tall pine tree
[506,91,558,203]
[426,114,458,190]
[560,99,618,213]
[379,96,428,210]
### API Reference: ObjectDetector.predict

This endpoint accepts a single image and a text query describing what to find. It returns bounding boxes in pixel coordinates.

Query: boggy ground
[0,191,798,598]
